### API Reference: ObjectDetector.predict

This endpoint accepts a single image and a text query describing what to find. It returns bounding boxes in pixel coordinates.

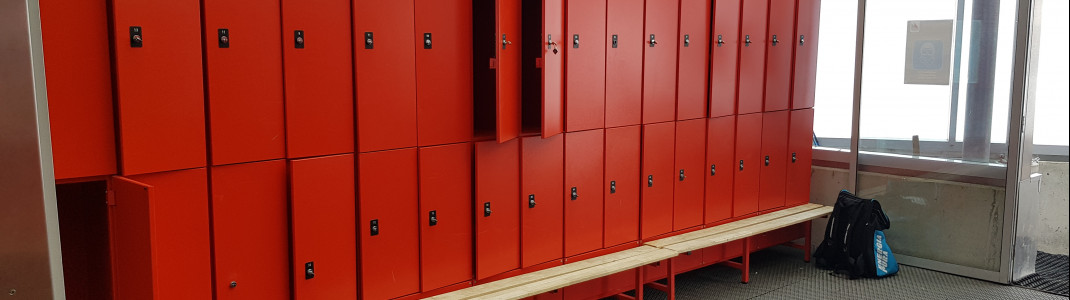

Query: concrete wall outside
[1037,161,1069,255]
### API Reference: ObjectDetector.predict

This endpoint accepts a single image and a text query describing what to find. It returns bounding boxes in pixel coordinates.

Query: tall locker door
[737,0,768,115]
[676,0,711,121]
[541,0,565,137]
[108,169,211,299]
[673,119,705,230]
[420,143,474,291]
[605,0,644,127]
[282,0,354,158]
[733,113,762,217]
[41,0,117,179]
[758,110,789,211]
[290,154,357,300]
[565,0,606,132]
[112,0,205,175]
[641,122,675,239]
[416,0,474,146]
[355,0,418,152]
[705,116,735,224]
[210,160,289,300]
[521,135,564,267]
[785,109,814,206]
[708,0,742,118]
[762,0,797,112]
[475,140,521,279]
[359,149,420,299]
[564,129,605,256]
[500,0,524,142]
[204,0,285,165]
[604,125,641,247]
[792,0,821,110]
[642,0,680,124]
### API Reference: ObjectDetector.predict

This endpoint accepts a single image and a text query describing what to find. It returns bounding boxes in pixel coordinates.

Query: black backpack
[814,190,899,279]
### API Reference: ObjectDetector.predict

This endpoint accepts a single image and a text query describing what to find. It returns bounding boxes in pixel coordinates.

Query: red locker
[420,143,474,291]
[474,0,523,142]
[763,0,797,112]
[733,113,762,217]
[641,122,675,239]
[705,116,735,224]
[475,139,521,279]
[204,0,286,165]
[210,160,289,300]
[642,0,680,124]
[786,109,814,206]
[605,0,644,127]
[604,126,641,247]
[708,0,742,118]
[564,129,605,256]
[289,154,357,300]
[112,0,205,175]
[282,0,354,158]
[758,111,789,211]
[565,0,606,131]
[563,269,633,300]
[355,0,418,152]
[792,0,821,110]
[673,119,705,230]
[737,0,768,115]
[416,0,474,146]
[521,135,564,267]
[642,250,701,281]
[701,245,725,265]
[108,168,211,299]
[524,0,565,137]
[676,0,711,120]
[359,149,420,299]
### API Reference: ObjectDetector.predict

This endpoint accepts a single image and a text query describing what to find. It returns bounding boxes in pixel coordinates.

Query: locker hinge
[684,34,690,47]
[364,32,374,49]
[129,26,143,48]
[218,28,230,48]
[294,30,305,49]
[423,33,432,49]
[610,181,617,194]
[612,34,618,48]
[792,152,797,163]
[429,210,438,226]
[484,202,493,217]
[570,187,578,200]
[710,164,716,176]
[370,219,379,236]
[304,261,315,279]
[529,194,537,208]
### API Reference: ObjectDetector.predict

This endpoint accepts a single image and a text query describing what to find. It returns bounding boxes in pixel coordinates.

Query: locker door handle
[771,34,779,46]
[612,34,618,48]
[683,34,690,47]
[649,34,657,47]
[429,210,438,226]
[716,34,724,47]
[304,261,315,280]
[744,35,752,47]
[792,152,797,163]
[679,169,686,181]
[370,219,379,236]
[548,34,559,54]
[739,160,745,171]
[610,181,617,194]
[484,202,493,217]
[294,30,305,49]
[571,187,578,200]
[218,28,230,48]
[130,26,143,48]
[424,33,432,49]
[364,32,374,49]
[529,194,537,208]
[648,175,654,187]
[573,34,580,48]
[710,164,716,176]
[799,35,805,46]
[502,34,512,50]
[765,156,770,166]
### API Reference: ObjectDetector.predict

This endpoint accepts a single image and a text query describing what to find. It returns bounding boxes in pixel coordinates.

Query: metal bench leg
[804,220,813,263]
[666,258,676,300]
[741,237,751,284]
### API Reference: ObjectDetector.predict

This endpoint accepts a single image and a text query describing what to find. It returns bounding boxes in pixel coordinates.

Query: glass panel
[812,1,858,150]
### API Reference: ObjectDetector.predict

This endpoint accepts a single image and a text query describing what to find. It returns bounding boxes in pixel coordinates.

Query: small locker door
[676,0,711,120]
[705,116,735,224]
[737,0,768,115]
[355,0,418,152]
[708,0,742,118]
[541,0,565,137]
[758,110,789,211]
[785,109,815,206]
[792,0,821,110]
[641,122,675,239]
[762,0,797,112]
[604,125,641,247]
[565,0,606,132]
[475,139,521,279]
[673,119,706,230]
[359,149,420,299]
[564,129,605,256]
[642,0,680,124]
[420,143,475,291]
[605,0,644,127]
[733,113,762,217]
[290,154,357,300]
[416,0,474,146]
[521,135,564,267]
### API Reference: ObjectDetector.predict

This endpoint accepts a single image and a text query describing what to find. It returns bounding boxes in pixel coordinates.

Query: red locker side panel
[758,110,789,211]
[41,0,117,179]
[708,0,741,118]
[564,129,605,256]
[282,0,354,158]
[112,0,205,175]
[673,119,705,230]
[355,0,418,152]
[737,0,768,115]
[565,0,606,132]
[705,116,735,224]
[701,244,725,265]
[792,0,821,110]
[604,126,641,247]
[676,0,711,120]
[642,0,680,124]
[641,122,675,239]
[733,113,762,217]
[521,135,564,267]
[359,149,420,299]
[605,0,644,127]
[210,160,289,300]
[542,0,565,137]
[497,0,523,142]
[109,168,211,300]
[290,154,357,300]
[762,0,797,112]
[786,109,814,206]
[475,139,521,279]
[417,0,474,146]
[420,143,475,291]
[562,270,634,300]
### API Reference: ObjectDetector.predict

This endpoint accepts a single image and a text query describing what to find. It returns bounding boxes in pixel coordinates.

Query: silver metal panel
[1007,0,1043,284]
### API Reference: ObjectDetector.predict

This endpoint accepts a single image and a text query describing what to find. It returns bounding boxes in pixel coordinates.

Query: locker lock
[429,210,438,226]
[502,34,512,50]
[610,181,617,194]
[548,34,559,54]
[365,32,374,49]
[716,34,724,47]
[229,281,237,288]
[679,169,686,181]
[529,194,537,208]
[765,156,770,166]
[684,34,690,47]
[612,34,618,48]
[647,175,654,187]
[304,261,315,280]
[771,34,779,46]
[484,202,493,217]
[129,26,143,48]
[294,30,305,49]
[799,35,806,46]
[424,33,432,49]
[649,34,658,47]
[792,152,797,163]
[571,187,578,200]
[739,160,745,171]
[370,219,379,236]
[573,34,580,48]
[710,164,716,176]
[744,35,752,47]
[218,28,230,48]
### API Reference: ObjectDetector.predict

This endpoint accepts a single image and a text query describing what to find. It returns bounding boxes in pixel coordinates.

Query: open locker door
[290,154,357,300]
[542,0,564,137]
[474,0,522,143]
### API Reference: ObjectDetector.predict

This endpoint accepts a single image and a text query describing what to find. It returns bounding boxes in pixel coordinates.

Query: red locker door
[708,0,742,118]
[542,0,565,137]
[564,129,605,256]
[475,139,521,279]
[737,0,768,115]
[521,135,564,267]
[763,0,797,112]
[359,149,420,299]
[204,0,285,165]
[674,119,705,230]
[676,0,710,120]
[758,110,789,211]
[416,0,474,146]
[497,0,523,142]
[420,143,474,291]
[705,116,735,224]
[792,0,821,110]
[786,109,814,206]
[282,0,353,158]
[112,0,205,175]
[733,113,762,217]
[605,0,644,127]
[210,160,289,300]
[290,154,357,300]
[642,0,680,124]
[641,122,675,239]
[604,125,641,247]
[108,168,211,299]
[355,0,418,152]
[565,0,606,132]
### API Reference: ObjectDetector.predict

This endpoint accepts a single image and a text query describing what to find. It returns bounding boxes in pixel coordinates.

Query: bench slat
[645,203,823,248]
[664,206,833,253]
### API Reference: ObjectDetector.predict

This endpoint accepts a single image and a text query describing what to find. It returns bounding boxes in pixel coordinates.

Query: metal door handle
[484,202,493,217]
[744,35,751,47]
[765,156,770,166]
[683,34,690,47]
[716,34,724,47]
[799,35,805,46]
[711,164,716,176]
[649,34,657,47]
[423,33,432,49]
[571,187,578,200]
[610,181,617,194]
[792,152,797,163]
[502,34,512,49]
[771,34,779,46]
[370,219,379,236]
[548,34,559,54]
[529,194,537,208]
[679,169,686,181]
[429,210,438,226]
[740,160,745,171]
[573,34,580,48]
[648,175,654,187]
